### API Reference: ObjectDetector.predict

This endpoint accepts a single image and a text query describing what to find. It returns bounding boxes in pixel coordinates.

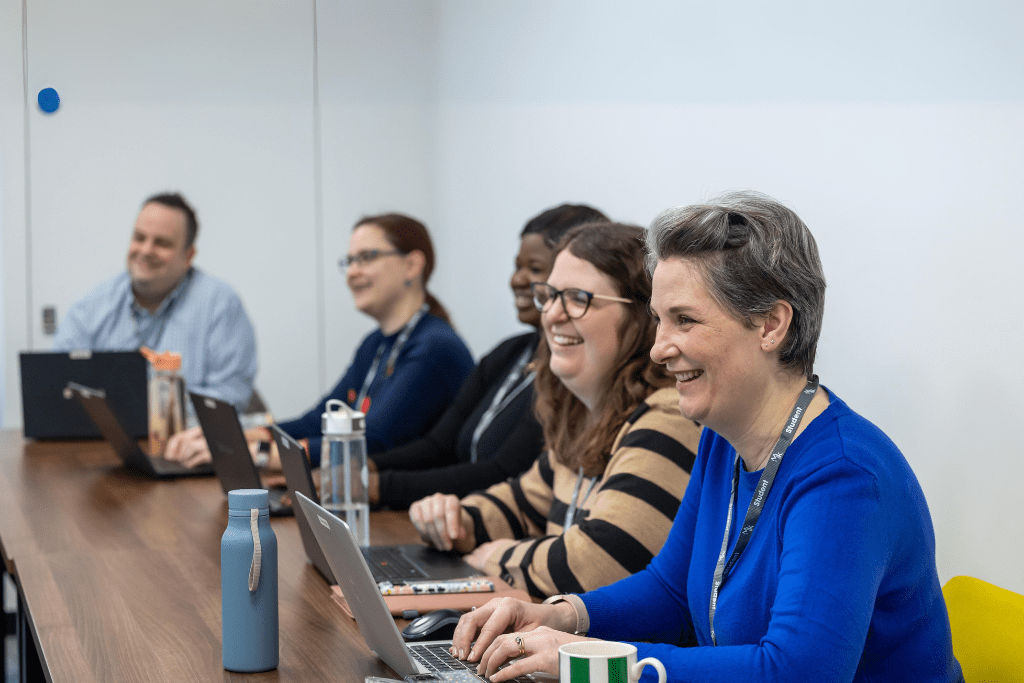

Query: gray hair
[646,191,826,378]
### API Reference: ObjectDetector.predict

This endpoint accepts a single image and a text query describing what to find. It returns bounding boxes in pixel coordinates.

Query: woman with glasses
[367,205,607,509]
[446,193,961,683]
[409,222,703,598]
[166,213,474,468]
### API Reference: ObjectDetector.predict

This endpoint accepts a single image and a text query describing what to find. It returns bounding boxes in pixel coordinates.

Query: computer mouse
[401,608,464,642]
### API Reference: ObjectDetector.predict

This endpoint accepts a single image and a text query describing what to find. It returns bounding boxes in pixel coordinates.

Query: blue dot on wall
[38,87,60,113]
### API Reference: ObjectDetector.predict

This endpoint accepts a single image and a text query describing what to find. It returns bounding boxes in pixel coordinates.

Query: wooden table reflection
[0,430,418,682]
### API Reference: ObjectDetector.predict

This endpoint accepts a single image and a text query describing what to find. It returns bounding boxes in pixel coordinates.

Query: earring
[404,279,412,287]
[770,339,775,344]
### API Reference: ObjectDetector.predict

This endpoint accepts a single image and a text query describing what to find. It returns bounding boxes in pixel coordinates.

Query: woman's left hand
[465,539,515,572]
[476,626,591,682]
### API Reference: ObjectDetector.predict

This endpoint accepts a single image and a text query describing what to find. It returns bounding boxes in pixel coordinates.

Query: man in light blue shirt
[53,193,257,410]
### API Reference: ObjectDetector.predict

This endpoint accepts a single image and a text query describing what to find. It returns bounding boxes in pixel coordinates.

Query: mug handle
[631,657,666,683]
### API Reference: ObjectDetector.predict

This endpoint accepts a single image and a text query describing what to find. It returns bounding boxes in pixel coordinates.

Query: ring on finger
[515,634,526,658]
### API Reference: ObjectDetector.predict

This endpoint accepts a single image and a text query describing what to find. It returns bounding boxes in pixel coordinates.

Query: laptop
[63,382,214,479]
[294,492,547,682]
[270,424,480,586]
[21,350,148,439]
[189,391,291,517]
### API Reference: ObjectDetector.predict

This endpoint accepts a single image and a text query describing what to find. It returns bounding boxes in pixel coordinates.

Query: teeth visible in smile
[553,334,583,346]
[675,369,703,382]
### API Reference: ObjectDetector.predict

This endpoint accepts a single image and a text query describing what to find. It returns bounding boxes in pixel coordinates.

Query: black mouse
[401,608,463,642]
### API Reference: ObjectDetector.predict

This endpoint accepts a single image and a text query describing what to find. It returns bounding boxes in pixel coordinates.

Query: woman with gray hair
[445,192,962,682]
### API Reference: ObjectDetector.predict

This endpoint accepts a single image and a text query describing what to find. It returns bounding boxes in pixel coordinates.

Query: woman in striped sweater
[409,222,702,599]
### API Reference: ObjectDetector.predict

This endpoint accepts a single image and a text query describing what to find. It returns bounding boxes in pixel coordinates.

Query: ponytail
[424,291,452,326]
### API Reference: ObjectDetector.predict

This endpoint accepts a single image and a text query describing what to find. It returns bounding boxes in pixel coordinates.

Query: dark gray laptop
[271,424,335,582]
[22,351,147,439]
[64,382,213,479]
[189,391,291,516]
[270,425,480,586]
[294,492,547,682]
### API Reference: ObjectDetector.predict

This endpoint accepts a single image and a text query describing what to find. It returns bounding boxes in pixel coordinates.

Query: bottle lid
[228,489,269,512]
[140,346,182,371]
[322,399,365,435]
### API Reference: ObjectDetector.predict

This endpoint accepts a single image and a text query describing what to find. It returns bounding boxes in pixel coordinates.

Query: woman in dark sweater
[368,204,607,509]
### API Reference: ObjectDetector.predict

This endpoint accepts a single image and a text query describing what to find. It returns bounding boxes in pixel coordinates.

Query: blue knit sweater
[580,391,961,682]
[276,314,473,466]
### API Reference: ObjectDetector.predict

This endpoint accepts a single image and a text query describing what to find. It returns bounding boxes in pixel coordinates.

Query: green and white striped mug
[558,642,666,683]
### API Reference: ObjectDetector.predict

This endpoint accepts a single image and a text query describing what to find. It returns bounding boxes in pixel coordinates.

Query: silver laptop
[294,492,549,682]
[272,425,481,585]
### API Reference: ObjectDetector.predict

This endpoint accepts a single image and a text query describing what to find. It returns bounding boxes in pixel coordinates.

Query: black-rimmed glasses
[338,249,405,272]
[530,282,632,319]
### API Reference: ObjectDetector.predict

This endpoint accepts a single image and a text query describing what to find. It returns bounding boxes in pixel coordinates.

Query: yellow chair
[942,575,1024,683]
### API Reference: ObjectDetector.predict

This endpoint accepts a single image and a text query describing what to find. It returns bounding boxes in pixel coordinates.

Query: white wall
[0,0,28,429]
[3,0,1022,594]
[427,1,1024,594]
[315,0,439,383]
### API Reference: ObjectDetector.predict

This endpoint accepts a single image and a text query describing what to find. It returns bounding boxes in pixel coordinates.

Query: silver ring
[515,634,526,658]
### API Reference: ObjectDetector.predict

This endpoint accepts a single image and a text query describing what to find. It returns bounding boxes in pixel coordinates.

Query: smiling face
[510,233,555,327]
[542,250,627,410]
[649,257,774,435]
[345,223,414,321]
[126,202,195,309]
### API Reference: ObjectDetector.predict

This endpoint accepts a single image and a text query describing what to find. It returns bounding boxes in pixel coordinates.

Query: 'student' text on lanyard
[708,375,819,646]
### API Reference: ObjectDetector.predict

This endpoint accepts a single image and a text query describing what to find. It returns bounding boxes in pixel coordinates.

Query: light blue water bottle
[221,489,278,672]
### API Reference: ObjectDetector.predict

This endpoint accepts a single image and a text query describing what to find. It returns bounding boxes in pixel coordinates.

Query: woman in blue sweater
[447,192,962,682]
[166,213,473,468]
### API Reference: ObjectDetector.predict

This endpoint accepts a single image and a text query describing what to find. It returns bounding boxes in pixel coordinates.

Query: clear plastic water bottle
[140,346,185,457]
[320,399,370,546]
[221,489,278,672]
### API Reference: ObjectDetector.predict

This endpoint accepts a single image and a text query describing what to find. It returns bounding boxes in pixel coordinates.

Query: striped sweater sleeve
[458,388,701,599]
[458,451,557,549]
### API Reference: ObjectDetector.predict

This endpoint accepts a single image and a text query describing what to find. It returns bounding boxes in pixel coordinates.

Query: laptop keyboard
[409,644,538,683]
[410,643,473,672]
[362,546,428,581]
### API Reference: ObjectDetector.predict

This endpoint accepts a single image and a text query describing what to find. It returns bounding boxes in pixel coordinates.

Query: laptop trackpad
[404,546,482,579]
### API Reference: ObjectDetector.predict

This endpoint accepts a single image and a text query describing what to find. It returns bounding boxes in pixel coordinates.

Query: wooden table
[0,429,417,682]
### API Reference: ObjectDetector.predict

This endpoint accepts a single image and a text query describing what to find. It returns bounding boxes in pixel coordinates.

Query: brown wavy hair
[354,213,451,325]
[533,222,672,476]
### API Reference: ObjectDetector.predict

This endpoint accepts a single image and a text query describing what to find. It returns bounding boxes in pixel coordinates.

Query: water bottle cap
[140,346,182,371]
[322,399,365,435]
[228,489,269,512]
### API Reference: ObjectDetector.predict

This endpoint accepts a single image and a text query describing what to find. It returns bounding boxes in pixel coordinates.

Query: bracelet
[542,594,588,635]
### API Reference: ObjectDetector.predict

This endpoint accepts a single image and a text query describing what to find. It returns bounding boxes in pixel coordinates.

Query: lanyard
[355,303,428,412]
[470,345,535,463]
[132,269,193,352]
[708,375,819,646]
[563,467,598,529]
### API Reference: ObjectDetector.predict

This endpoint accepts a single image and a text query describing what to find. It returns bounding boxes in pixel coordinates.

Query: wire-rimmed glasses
[337,249,405,272]
[530,282,632,319]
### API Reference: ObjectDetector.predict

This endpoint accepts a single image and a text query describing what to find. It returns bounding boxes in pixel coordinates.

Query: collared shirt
[52,267,257,410]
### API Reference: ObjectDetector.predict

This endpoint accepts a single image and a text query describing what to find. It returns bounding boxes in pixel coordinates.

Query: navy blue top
[373,331,543,508]
[580,390,961,682]
[276,313,474,466]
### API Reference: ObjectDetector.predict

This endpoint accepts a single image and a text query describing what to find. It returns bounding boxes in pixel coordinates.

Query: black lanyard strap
[709,375,819,646]
[355,304,429,412]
